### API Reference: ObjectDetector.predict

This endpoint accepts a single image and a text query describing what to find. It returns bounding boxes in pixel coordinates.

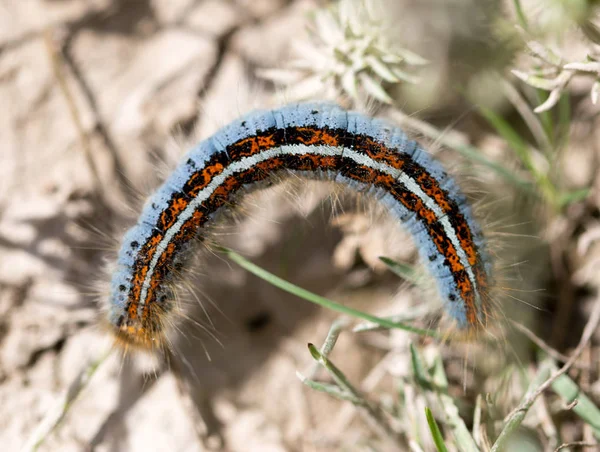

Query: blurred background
[1,0,600,450]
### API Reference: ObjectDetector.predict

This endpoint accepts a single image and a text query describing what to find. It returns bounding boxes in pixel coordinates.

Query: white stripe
[137,144,479,316]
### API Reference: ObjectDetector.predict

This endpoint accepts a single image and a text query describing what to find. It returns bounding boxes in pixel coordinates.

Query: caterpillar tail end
[107,314,165,352]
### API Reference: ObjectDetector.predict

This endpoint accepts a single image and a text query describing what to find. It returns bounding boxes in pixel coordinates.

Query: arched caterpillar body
[108,102,493,347]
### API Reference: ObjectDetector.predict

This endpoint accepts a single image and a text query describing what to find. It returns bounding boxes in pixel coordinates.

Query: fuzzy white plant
[260,0,427,105]
[512,41,600,112]
[511,0,600,112]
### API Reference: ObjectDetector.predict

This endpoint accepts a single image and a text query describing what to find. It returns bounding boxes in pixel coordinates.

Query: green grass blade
[219,246,439,337]
[307,343,403,446]
[431,354,480,452]
[319,318,348,358]
[479,105,559,207]
[410,343,433,390]
[559,187,590,207]
[535,89,555,138]
[413,345,480,452]
[410,344,433,390]
[453,142,535,192]
[308,343,357,393]
[556,92,571,148]
[425,407,449,452]
[479,106,536,174]
[551,373,600,439]
[296,371,363,404]
[512,0,529,29]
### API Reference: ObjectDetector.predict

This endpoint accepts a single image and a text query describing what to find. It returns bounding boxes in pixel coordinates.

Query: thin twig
[555,441,598,451]
[331,352,396,434]
[551,372,600,439]
[22,348,113,452]
[167,349,223,449]
[472,394,483,447]
[44,29,104,198]
[535,386,559,451]
[491,295,600,452]
[563,400,579,411]
[307,344,403,450]
[510,320,591,370]
[502,79,552,153]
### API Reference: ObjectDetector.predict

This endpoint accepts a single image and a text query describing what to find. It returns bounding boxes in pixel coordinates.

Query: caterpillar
[107,102,493,348]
